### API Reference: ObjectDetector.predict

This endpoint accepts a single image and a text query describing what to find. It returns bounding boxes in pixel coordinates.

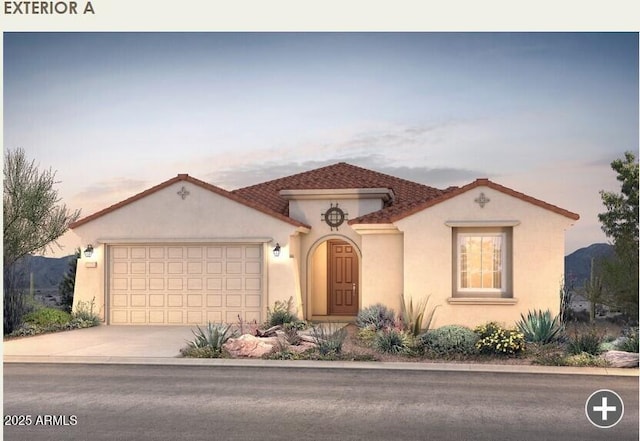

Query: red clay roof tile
[71,163,579,230]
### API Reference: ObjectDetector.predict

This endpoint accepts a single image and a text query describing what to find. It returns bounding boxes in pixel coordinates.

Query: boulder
[223,334,276,358]
[602,350,639,368]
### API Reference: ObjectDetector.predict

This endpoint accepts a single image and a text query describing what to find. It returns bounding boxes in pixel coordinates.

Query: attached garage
[108,243,265,325]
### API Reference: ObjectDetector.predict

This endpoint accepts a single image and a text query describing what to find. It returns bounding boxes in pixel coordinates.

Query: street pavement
[3,363,639,441]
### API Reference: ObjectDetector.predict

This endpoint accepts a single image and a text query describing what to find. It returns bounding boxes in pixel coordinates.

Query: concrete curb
[4,355,638,376]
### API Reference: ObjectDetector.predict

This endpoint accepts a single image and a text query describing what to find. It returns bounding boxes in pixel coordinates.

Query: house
[71,162,579,328]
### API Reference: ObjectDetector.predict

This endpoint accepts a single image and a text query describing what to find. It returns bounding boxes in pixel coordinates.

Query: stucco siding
[72,182,301,324]
[396,185,576,329]
[360,232,404,314]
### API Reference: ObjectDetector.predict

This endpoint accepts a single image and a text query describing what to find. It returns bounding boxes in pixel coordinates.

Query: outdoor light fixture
[273,243,281,257]
[84,244,94,258]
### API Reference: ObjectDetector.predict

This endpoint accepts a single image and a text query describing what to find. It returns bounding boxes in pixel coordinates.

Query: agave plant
[187,322,238,353]
[400,293,439,337]
[516,309,564,344]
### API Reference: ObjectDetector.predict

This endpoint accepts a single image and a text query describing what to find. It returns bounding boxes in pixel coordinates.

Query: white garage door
[108,244,264,325]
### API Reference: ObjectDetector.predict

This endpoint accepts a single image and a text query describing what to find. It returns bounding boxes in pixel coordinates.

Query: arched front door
[327,239,359,315]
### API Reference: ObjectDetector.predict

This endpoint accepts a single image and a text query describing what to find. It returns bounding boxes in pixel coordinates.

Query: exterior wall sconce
[84,244,94,258]
[273,243,281,257]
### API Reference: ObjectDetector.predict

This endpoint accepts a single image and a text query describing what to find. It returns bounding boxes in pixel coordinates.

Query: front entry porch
[307,237,361,321]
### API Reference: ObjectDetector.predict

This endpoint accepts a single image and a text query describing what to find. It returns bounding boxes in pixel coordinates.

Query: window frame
[452,227,513,298]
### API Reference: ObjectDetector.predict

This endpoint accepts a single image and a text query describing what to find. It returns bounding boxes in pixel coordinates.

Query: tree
[597,151,639,320]
[3,148,80,333]
[58,248,81,313]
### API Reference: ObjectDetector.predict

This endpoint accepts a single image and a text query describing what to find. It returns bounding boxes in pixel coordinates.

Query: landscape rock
[602,350,639,368]
[223,334,277,358]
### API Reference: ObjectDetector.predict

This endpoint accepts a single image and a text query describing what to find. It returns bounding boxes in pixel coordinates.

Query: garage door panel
[131,263,146,274]
[131,279,146,290]
[131,247,147,259]
[149,262,164,274]
[109,244,264,325]
[168,294,183,307]
[130,295,146,307]
[245,295,261,308]
[246,278,261,291]
[149,294,164,307]
[149,247,165,259]
[149,310,165,324]
[187,295,202,307]
[207,295,222,307]
[207,278,222,290]
[243,311,261,324]
[187,311,203,323]
[245,246,261,259]
[167,311,183,324]
[112,294,128,307]
[111,310,128,324]
[187,278,202,290]
[207,311,223,322]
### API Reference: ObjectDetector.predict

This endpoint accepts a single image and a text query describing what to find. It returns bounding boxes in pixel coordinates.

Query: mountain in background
[11,254,75,291]
[564,243,615,288]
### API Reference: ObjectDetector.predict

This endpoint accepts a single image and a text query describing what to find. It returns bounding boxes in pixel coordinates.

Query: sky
[3,32,639,256]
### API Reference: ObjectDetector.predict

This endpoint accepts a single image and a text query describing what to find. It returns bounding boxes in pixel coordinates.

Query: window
[453,228,512,297]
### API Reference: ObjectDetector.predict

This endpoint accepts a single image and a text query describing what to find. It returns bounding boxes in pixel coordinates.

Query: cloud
[72,177,149,216]
[208,153,486,190]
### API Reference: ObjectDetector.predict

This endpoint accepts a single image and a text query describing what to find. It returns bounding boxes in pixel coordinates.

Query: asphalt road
[3,364,638,441]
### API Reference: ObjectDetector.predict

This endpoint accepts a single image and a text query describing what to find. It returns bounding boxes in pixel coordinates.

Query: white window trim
[456,232,508,294]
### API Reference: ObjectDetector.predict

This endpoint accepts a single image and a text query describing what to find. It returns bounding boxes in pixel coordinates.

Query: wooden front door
[327,240,359,315]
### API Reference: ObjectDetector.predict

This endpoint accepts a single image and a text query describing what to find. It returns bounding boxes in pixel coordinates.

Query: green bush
[516,309,564,344]
[266,297,297,327]
[23,308,72,327]
[186,322,238,354]
[566,326,604,356]
[355,303,395,331]
[72,297,101,326]
[420,325,479,356]
[310,323,347,355]
[180,346,221,358]
[616,327,639,353]
[474,322,525,355]
[373,329,411,354]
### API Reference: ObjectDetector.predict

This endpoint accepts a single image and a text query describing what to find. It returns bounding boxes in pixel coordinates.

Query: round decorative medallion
[324,206,346,229]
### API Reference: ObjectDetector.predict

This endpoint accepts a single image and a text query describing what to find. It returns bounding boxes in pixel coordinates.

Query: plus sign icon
[585,389,625,428]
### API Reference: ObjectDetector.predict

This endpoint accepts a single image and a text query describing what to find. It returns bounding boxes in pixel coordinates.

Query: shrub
[420,325,479,356]
[186,322,238,354]
[180,346,221,358]
[374,329,411,354]
[474,322,525,355]
[23,308,72,327]
[355,303,396,331]
[72,297,101,326]
[399,293,439,337]
[616,327,639,353]
[266,297,297,327]
[516,309,564,344]
[310,323,347,355]
[566,326,604,356]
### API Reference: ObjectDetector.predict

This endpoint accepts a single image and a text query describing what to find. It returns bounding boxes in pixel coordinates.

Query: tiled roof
[71,163,579,230]
[351,178,580,223]
[232,162,448,219]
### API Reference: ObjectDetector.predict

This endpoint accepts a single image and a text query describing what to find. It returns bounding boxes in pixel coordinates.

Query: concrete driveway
[3,325,196,359]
